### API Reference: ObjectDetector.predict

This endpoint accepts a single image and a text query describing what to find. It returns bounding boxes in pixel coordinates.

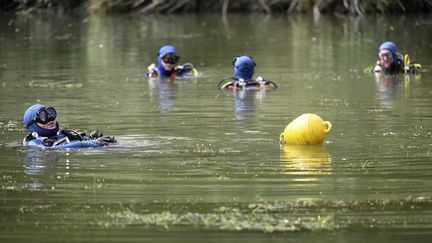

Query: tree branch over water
[1,0,431,14]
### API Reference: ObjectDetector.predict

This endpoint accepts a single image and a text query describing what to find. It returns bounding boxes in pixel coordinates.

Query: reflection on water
[234,89,256,114]
[374,73,404,108]
[373,73,424,109]
[23,149,74,191]
[149,77,178,113]
[148,76,199,114]
[281,144,332,175]
[233,89,265,116]
[233,89,266,120]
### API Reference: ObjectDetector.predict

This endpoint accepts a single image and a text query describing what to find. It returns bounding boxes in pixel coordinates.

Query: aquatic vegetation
[86,197,432,233]
[0,120,22,132]
[104,206,309,233]
[28,80,83,89]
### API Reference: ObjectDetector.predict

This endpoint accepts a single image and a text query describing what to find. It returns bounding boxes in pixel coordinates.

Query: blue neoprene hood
[379,41,398,64]
[157,45,177,76]
[23,104,59,137]
[233,55,256,80]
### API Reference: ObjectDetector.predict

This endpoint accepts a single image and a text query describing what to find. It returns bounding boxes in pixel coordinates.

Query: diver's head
[157,45,180,76]
[233,55,256,80]
[378,41,398,69]
[24,104,59,137]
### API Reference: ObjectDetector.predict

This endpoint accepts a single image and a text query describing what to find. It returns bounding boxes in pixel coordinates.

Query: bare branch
[258,0,271,14]
[222,0,229,16]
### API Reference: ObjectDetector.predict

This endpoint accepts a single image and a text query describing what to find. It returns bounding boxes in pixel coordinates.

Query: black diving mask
[162,54,180,64]
[32,107,57,125]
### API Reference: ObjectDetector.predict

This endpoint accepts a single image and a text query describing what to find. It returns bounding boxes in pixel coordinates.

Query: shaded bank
[1,0,432,15]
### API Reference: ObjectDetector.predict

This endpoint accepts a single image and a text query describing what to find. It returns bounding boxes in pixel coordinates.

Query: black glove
[89,130,103,139]
[98,136,116,145]
[42,137,56,147]
[60,129,84,141]
[176,63,194,72]
[182,63,194,72]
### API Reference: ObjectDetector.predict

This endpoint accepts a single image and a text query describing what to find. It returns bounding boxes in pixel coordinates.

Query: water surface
[1,13,432,242]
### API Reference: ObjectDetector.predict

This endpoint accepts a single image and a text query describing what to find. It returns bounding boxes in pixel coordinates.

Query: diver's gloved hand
[42,137,56,147]
[147,63,158,77]
[97,136,116,145]
[89,130,103,139]
[408,60,422,73]
[176,63,194,72]
[373,65,383,73]
[60,129,84,141]
[89,130,116,145]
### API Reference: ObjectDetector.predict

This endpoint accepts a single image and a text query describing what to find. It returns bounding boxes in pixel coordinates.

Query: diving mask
[30,107,57,125]
[162,54,180,64]
[378,51,393,60]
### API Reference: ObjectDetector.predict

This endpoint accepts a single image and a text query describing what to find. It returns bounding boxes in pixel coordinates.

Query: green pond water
[0,13,432,242]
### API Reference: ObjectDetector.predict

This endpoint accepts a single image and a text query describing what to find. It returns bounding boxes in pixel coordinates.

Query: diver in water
[23,104,116,149]
[218,55,277,90]
[147,45,197,78]
[374,41,421,74]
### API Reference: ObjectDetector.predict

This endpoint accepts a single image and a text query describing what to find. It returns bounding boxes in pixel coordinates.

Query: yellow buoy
[280,113,332,145]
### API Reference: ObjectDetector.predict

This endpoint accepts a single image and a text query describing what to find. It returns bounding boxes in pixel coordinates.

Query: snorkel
[233,55,256,80]
[24,104,59,137]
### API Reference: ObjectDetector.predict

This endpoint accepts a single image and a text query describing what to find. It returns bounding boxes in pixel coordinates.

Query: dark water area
[1,13,432,242]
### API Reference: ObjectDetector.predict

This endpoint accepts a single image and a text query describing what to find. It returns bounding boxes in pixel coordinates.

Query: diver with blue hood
[147,45,197,78]
[374,41,421,74]
[23,104,116,149]
[218,55,277,90]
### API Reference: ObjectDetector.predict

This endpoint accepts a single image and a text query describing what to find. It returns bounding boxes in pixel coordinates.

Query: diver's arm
[373,60,383,73]
[24,139,48,148]
[147,63,159,77]
[23,136,108,149]
[373,65,383,73]
[51,140,104,149]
